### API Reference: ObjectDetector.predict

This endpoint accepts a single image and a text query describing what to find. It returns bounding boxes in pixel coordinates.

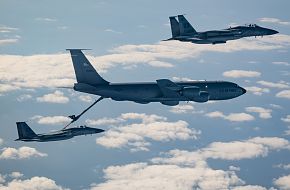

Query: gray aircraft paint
[67,49,246,106]
[166,15,278,44]
[15,122,104,142]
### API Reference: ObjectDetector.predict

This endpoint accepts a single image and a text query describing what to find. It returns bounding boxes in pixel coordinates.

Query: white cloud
[245,107,272,119]
[172,76,195,82]
[0,146,47,159]
[36,90,69,103]
[0,25,18,33]
[95,113,200,151]
[205,111,254,122]
[274,164,290,170]
[86,117,124,126]
[229,166,241,171]
[35,17,57,22]
[0,53,76,93]
[78,95,93,103]
[32,115,71,125]
[0,84,20,93]
[152,137,290,166]
[201,141,267,160]
[0,174,5,183]
[285,127,290,136]
[0,138,3,146]
[281,115,290,123]
[1,34,290,93]
[104,29,122,34]
[91,163,244,190]
[93,136,289,190]
[0,39,19,46]
[0,176,67,190]
[257,80,289,89]
[269,104,282,109]
[276,90,290,99]
[245,86,270,96]
[16,94,32,102]
[232,185,267,190]
[272,61,290,66]
[248,137,290,150]
[259,17,290,25]
[170,104,196,114]
[9,172,23,179]
[147,60,174,68]
[274,175,290,190]
[222,70,261,78]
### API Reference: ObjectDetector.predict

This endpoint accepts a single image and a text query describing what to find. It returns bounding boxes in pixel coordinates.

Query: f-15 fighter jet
[15,122,104,142]
[165,15,278,44]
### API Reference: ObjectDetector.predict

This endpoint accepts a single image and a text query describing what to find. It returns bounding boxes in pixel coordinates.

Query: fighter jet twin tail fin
[16,122,37,140]
[169,15,197,38]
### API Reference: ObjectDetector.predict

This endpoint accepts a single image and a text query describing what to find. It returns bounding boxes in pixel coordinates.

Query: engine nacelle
[181,87,209,103]
[182,87,200,98]
[161,101,179,106]
[195,91,209,103]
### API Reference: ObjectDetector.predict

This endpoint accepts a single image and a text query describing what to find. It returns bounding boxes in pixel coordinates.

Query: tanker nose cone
[241,87,247,94]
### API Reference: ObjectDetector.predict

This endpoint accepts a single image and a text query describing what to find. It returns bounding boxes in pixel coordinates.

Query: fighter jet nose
[95,128,105,133]
[268,29,279,35]
[241,87,247,94]
[273,30,279,34]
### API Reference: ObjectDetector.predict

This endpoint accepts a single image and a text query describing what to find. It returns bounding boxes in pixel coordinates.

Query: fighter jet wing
[156,79,182,97]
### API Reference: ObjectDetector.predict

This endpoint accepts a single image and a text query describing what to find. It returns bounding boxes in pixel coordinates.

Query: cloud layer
[36,90,69,104]
[0,147,47,159]
[92,136,289,190]
[223,70,261,78]
[1,34,290,94]
[31,115,71,125]
[94,113,200,152]
[205,111,254,122]
[245,107,272,119]
[0,175,67,190]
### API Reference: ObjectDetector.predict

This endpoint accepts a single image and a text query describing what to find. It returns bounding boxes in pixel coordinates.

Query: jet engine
[194,91,209,102]
[181,87,209,103]
[161,101,179,106]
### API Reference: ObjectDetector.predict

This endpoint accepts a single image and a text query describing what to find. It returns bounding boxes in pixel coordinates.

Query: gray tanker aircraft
[15,122,104,142]
[66,49,246,107]
[165,15,278,44]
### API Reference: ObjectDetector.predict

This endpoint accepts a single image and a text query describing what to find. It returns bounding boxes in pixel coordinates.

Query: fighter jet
[165,15,278,44]
[15,122,104,142]
[66,49,246,107]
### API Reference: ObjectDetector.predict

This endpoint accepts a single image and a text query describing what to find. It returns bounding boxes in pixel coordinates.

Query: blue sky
[0,0,290,189]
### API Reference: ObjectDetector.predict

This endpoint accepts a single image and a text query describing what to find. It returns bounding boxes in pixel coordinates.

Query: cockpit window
[247,24,258,27]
